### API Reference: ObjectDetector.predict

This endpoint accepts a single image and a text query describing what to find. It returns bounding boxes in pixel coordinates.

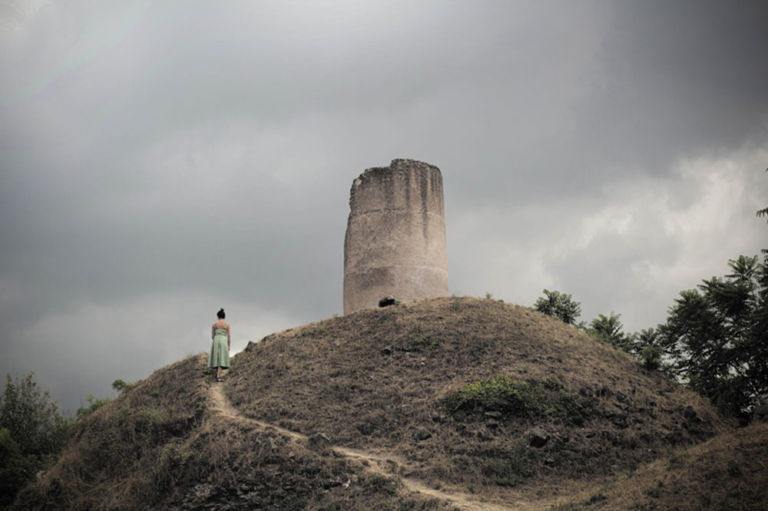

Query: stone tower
[343,159,449,314]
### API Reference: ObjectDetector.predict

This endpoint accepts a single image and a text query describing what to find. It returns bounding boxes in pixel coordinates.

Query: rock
[356,422,375,435]
[323,478,344,489]
[529,427,550,448]
[244,341,257,352]
[683,406,700,421]
[308,432,331,447]
[380,346,393,355]
[484,411,503,418]
[413,428,432,441]
[192,483,213,499]
[378,296,397,307]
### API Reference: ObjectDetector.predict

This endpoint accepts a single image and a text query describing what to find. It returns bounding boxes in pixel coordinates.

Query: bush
[0,427,36,506]
[76,395,111,420]
[443,376,597,426]
[112,379,135,393]
[0,373,73,506]
[444,376,541,417]
[641,346,663,370]
[533,289,582,325]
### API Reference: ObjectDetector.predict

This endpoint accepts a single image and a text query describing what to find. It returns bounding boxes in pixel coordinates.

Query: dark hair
[217,308,225,319]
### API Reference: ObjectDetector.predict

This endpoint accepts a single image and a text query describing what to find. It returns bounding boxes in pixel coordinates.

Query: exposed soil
[209,382,540,511]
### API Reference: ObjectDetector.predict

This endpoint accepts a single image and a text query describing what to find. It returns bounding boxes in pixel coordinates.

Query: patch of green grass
[444,376,540,417]
[443,376,597,424]
[300,325,326,337]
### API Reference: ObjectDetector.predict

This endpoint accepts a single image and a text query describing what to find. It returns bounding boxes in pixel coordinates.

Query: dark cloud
[1,0,766,411]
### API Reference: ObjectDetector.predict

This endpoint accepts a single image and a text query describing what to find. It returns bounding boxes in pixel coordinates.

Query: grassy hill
[14,297,767,510]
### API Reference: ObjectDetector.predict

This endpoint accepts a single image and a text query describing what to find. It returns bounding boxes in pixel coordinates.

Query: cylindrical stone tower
[343,158,449,314]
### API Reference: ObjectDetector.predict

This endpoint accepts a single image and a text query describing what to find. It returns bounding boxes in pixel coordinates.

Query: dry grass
[16,297,759,510]
[552,422,768,510]
[14,355,447,510]
[226,297,726,500]
[15,354,209,510]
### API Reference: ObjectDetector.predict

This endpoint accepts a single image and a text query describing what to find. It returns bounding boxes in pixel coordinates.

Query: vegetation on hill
[0,374,135,507]
[551,422,768,511]
[14,356,443,510]
[658,252,768,420]
[14,297,767,510]
[226,298,723,500]
[0,374,72,508]
[534,250,768,422]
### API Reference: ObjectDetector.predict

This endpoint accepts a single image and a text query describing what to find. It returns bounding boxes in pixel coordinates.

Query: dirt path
[209,383,533,511]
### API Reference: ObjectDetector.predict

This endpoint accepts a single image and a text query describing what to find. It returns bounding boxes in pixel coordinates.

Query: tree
[633,328,664,370]
[533,289,582,325]
[111,378,134,393]
[0,373,72,506]
[588,312,632,352]
[75,395,111,421]
[659,253,768,419]
[757,168,767,222]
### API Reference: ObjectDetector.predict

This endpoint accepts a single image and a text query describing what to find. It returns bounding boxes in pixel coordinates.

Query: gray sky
[1,0,766,413]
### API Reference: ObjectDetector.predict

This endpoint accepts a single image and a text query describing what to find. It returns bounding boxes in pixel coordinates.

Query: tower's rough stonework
[343,159,449,314]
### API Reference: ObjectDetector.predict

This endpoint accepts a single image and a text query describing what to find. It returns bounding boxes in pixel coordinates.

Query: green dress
[209,328,230,368]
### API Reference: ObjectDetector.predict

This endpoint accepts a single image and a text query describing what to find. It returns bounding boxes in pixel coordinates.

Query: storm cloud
[1,0,766,411]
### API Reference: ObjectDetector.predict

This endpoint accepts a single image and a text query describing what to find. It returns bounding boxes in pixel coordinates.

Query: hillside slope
[16,297,750,510]
[553,422,768,510]
[225,297,724,502]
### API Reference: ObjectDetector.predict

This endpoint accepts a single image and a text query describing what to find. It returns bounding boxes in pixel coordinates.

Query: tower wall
[343,159,449,314]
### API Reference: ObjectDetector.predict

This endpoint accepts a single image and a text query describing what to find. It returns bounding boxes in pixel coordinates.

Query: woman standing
[209,308,230,382]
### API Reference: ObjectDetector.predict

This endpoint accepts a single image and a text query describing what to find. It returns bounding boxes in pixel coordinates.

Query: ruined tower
[343,159,449,314]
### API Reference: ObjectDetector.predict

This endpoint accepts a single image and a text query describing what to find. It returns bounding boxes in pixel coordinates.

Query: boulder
[413,428,432,441]
[529,427,550,448]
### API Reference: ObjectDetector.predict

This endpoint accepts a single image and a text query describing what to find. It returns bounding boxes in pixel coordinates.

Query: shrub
[641,346,663,370]
[533,289,582,325]
[0,373,73,506]
[76,395,111,420]
[444,376,541,417]
[443,376,597,425]
[112,379,135,393]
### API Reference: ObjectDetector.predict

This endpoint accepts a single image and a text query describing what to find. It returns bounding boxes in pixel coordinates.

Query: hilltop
[14,298,767,510]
